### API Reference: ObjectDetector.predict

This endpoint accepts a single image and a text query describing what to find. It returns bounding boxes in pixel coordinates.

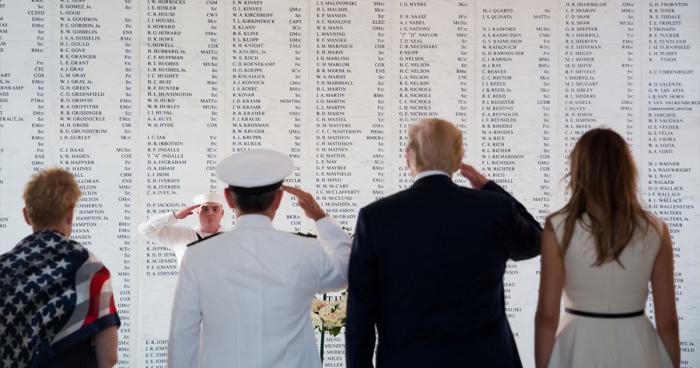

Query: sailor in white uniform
[137,193,227,265]
[167,149,351,368]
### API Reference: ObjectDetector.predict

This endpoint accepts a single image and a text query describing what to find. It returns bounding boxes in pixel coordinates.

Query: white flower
[318,304,335,321]
[335,299,347,315]
[310,293,348,333]
[312,299,328,314]
[324,310,343,328]
[311,313,322,329]
[318,302,345,329]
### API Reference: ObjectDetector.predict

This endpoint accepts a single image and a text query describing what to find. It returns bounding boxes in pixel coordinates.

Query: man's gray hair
[406,118,465,173]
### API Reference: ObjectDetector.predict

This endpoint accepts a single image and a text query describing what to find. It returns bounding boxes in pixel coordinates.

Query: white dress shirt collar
[414,170,451,182]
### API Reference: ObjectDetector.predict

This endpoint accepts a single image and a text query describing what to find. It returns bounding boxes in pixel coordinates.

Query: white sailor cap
[216,149,294,194]
[192,193,226,206]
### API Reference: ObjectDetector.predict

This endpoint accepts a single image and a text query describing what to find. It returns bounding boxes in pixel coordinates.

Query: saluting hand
[282,185,327,221]
[460,163,489,189]
[174,204,200,219]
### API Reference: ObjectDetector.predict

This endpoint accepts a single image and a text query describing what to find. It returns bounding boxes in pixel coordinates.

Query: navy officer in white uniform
[168,149,351,368]
[138,193,227,266]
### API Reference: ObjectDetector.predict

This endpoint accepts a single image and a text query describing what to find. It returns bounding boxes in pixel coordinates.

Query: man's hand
[460,163,489,189]
[174,204,200,220]
[283,185,327,221]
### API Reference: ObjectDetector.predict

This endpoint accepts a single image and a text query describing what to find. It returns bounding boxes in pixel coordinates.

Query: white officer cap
[192,193,226,206]
[216,149,294,194]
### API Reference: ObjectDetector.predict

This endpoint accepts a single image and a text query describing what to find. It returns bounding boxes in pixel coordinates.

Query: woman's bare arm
[94,326,118,368]
[651,223,680,368]
[534,220,564,368]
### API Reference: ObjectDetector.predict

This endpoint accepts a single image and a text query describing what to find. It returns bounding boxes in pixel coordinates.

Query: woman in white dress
[534,128,680,368]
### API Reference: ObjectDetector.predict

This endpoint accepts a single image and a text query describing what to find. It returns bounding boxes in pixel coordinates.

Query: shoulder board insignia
[292,232,317,238]
[186,232,224,247]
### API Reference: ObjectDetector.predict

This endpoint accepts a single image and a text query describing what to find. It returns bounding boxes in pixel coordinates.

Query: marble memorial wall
[0,0,698,367]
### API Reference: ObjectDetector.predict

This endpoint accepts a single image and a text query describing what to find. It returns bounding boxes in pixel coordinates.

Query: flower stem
[320,329,325,364]
[320,293,327,365]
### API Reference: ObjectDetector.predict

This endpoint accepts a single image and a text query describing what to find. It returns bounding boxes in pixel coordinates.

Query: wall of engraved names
[0,0,698,367]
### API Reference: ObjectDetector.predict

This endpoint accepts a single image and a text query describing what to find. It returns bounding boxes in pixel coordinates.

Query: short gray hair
[406,118,464,173]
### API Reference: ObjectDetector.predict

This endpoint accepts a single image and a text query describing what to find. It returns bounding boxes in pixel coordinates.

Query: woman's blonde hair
[23,167,81,228]
[407,118,464,173]
[550,128,656,266]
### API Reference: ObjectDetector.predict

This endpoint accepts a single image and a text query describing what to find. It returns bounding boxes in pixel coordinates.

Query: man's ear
[224,188,236,209]
[22,207,32,226]
[271,189,284,211]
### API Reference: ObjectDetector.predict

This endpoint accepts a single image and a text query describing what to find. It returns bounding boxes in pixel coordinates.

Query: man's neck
[200,225,221,234]
[413,170,450,181]
[234,210,276,221]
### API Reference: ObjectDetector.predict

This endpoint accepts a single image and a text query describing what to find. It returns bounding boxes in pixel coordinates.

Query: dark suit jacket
[345,174,542,368]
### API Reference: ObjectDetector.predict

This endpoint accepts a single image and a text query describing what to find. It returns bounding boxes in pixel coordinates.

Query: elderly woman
[0,168,120,368]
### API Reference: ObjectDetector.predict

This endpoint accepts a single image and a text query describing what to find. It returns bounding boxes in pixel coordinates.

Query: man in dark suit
[345,118,542,368]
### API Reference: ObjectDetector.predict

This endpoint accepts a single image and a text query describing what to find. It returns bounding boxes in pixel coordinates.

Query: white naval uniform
[137,212,220,265]
[167,214,351,368]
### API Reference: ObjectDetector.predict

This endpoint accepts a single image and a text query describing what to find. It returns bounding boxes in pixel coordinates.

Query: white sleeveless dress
[547,213,672,368]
